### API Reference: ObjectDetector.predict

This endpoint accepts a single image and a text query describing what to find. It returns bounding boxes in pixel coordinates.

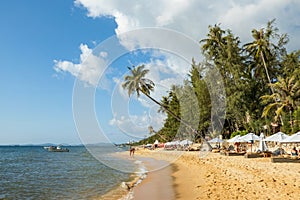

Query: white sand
[134,149,300,200]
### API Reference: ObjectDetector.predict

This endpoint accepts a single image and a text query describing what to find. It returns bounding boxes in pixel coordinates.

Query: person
[129,146,135,157]
[291,147,298,156]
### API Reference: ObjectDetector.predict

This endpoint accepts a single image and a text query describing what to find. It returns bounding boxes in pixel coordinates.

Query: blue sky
[1,0,300,145]
[0,0,117,144]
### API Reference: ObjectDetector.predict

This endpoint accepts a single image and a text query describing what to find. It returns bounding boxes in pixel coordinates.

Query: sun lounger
[244,153,264,158]
[221,151,246,156]
[211,149,220,153]
[271,156,300,163]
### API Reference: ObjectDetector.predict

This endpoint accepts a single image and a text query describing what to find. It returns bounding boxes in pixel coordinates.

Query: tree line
[123,19,300,144]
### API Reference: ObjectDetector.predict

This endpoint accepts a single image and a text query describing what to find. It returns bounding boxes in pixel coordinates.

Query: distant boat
[44,146,69,152]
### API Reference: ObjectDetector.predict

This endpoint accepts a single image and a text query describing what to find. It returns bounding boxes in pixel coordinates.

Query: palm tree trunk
[260,51,284,125]
[260,51,274,94]
[143,92,191,129]
[290,109,294,132]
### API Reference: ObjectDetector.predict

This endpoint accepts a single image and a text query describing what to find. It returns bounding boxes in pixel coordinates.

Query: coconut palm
[261,76,300,129]
[200,24,225,59]
[123,65,187,127]
[122,65,210,146]
[148,125,155,135]
[244,27,275,93]
[148,125,166,141]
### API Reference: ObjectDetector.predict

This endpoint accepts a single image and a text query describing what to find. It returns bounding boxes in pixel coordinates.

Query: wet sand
[99,152,176,200]
[132,157,175,200]
[134,149,300,200]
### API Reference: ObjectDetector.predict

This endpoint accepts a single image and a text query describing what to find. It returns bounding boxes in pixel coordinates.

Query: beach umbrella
[227,135,241,143]
[264,131,288,142]
[227,135,242,152]
[208,137,224,149]
[179,139,193,146]
[154,140,159,145]
[280,132,300,143]
[167,140,180,146]
[208,137,224,143]
[239,133,260,152]
[239,133,260,142]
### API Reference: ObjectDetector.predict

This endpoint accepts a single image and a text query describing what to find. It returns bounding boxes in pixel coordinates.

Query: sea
[0,145,141,200]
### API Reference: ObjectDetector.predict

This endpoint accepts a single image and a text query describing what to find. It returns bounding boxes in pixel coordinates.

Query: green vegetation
[123,19,300,144]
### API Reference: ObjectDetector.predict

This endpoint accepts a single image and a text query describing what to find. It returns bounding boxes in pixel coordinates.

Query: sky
[0,0,300,145]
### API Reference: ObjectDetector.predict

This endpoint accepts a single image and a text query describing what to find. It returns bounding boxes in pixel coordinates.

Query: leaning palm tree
[244,28,275,93]
[261,76,300,130]
[123,65,187,128]
[245,20,289,126]
[148,125,166,141]
[122,65,210,147]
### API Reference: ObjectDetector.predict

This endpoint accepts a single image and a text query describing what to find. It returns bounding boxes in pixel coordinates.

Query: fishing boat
[44,146,69,152]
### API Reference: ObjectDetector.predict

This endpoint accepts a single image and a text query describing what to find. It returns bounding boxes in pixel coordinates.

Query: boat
[44,146,69,152]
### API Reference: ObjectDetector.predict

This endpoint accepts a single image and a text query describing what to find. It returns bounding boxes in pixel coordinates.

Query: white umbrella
[239,133,260,142]
[239,133,260,152]
[208,137,224,149]
[179,139,193,146]
[154,140,159,145]
[208,137,224,143]
[264,131,288,142]
[168,141,180,145]
[280,132,300,143]
[227,135,241,143]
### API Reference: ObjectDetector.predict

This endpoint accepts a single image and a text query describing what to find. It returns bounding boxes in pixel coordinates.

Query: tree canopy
[123,19,300,144]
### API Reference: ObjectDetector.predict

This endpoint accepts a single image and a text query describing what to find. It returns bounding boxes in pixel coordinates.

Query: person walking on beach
[129,146,135,157]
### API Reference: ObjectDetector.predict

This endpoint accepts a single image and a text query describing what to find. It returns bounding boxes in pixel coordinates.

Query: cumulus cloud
[75,0,300,50]
[58,0,300,90]
[109,111,165,139]
[219,0,300,50]
[54,44,109,88]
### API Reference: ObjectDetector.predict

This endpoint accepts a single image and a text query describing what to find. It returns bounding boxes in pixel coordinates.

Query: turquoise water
[0,146,134,199]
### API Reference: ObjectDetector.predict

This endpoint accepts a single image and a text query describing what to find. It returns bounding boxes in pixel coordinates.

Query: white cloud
[219,0,300,50]
[109,111,165,139]
[75,0,300,50]
[58,0,300,90]
[54,44,109,88]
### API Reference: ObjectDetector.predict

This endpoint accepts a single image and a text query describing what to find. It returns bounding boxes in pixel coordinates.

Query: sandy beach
[131,149,300,200]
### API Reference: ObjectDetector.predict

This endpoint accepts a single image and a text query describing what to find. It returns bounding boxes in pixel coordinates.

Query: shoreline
[98,154,146,200]
[99,149,178,200]
[132,156,175,200]
[100,148,300,199]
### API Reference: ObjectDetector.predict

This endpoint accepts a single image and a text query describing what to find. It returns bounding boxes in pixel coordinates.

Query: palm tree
[244,28,275,93]
[261,76,300,130]
[123,65,187,128]
[245,20,289,126]
[122,65,210,146]
[200,24,225,59]
[148,125,166,141]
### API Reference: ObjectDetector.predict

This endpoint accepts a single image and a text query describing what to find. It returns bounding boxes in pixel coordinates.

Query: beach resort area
[118,132,300,200]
